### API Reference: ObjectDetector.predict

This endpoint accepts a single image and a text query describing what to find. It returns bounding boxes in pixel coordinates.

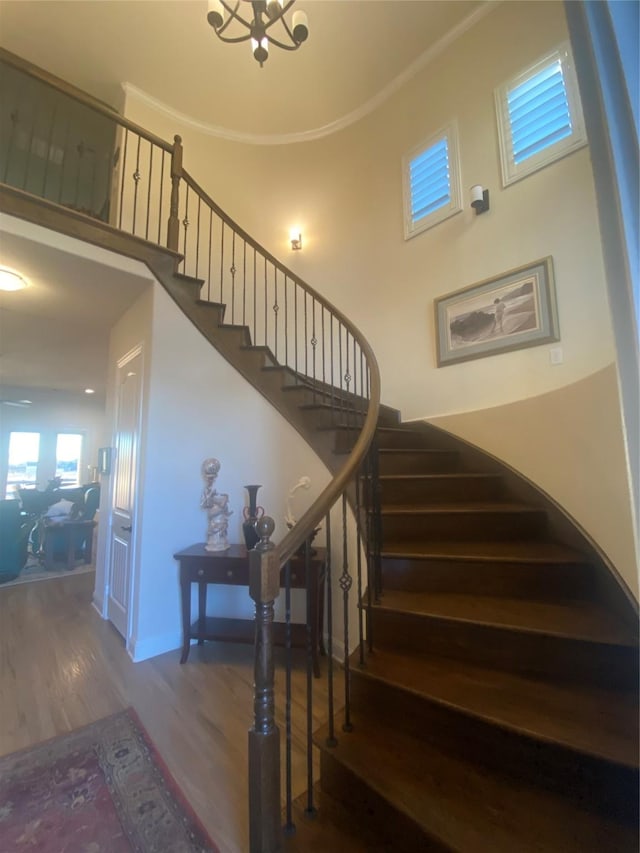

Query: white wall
[118,281,334,661]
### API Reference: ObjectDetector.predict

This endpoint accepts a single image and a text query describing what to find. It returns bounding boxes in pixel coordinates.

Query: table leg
[180,578,191,664]
[198,582,207,645]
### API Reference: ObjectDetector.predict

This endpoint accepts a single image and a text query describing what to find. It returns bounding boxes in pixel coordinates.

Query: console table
[174,543,326,676]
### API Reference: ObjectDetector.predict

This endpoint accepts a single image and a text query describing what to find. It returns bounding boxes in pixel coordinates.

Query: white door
[107,347,142,638]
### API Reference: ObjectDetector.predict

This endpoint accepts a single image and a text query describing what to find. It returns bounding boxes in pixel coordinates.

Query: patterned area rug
[0,708,220,852]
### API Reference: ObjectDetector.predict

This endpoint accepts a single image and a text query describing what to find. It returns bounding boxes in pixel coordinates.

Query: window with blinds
[495,44,587,186]
[403,123,462,239]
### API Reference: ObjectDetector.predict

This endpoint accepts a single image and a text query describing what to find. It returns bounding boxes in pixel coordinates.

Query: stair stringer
[154,268,396,488]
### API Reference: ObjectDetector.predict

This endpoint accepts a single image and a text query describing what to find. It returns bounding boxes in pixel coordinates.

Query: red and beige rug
[0,708,219,852]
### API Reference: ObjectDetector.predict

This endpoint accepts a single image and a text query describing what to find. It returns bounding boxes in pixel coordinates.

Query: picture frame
[434,256,559,367]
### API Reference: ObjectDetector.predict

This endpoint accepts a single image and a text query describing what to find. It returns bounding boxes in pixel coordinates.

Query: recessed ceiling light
[0,267,29,292]
[85,388,95,394]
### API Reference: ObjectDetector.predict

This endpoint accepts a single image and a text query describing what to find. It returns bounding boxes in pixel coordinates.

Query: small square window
[403,122,462,239]
[495,43,587,186]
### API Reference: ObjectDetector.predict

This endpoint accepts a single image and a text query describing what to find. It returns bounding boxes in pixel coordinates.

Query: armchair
[0,500,34,583]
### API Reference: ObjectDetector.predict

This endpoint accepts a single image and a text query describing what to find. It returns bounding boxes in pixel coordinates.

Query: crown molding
[122,2,498,147]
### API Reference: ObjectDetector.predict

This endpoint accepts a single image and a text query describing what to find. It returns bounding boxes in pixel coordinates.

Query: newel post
[167,134,183,252]
[248,517,282,853]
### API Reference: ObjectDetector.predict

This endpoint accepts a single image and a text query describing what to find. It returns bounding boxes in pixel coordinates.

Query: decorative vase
[242,484,264,551]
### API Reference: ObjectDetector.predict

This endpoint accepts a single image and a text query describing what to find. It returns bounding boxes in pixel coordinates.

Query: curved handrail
[180,167,381,565]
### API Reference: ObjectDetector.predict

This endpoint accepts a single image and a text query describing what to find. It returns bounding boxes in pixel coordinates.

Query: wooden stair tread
[375,589,637,646]
[357,648,639,767]
[283,787,392,852]
[381,539,585,563]
[378,472,500,481]
[314,717,636,852]
[381,502,543,514]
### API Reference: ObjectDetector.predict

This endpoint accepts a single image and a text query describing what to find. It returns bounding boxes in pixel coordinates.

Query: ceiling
[0,0,488,403]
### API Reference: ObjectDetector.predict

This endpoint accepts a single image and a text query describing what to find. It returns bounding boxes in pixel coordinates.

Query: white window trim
[402,121,462,240]
[495,42,588,187]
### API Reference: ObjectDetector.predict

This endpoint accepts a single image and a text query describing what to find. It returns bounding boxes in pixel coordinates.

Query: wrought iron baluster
[283,560,295,835]
[304,291,309,379]
[195,194,202,279]
[284,276,288,366]
[231,230,237,323]
[294,283,298,377]
[157,149,166,245]
[355,464,365,666]
[145,142,153,240]
[364,446,374,652]
[58,114,72,208]
[243,241,248,328]
[182,184,190,274]
[341,493,353,732]
[273,268,279,361]
[321,307,326,406]
[207,207,213,302]
[219,220,225,304]
[304,539,317,816]
[253,248,257,345]
[325,512,337,747]
[263,257,268,348]
[132,134,142,235]
[118,131,128,232]
[311,298,317,404]
[330,314,335,417]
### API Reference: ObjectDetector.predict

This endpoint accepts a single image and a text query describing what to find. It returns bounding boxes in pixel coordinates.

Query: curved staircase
[287,419,639,852]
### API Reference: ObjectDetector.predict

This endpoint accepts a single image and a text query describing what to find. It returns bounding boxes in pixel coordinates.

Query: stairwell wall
[110,278,334,661]
[121,0,636,594]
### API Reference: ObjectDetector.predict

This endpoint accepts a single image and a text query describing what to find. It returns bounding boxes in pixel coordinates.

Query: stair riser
[380,510,547,542]
[380,557,595,600]
[350,671,639,823]
[370,609,638,690]
[376,430,436,449]
[378,451,460,475]
[319,751,446,853]
[333,427,374,453]
[373,476,503,504]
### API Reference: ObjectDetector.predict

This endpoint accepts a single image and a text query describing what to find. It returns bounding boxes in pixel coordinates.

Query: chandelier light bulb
[292,10,308,43]
[207,0,224,29]
[252,36,269,66]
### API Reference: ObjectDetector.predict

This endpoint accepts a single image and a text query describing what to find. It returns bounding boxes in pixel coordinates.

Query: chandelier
[207,1,309,67]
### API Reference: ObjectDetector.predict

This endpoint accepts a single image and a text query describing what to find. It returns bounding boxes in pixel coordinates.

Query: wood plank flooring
[0,571,331,853]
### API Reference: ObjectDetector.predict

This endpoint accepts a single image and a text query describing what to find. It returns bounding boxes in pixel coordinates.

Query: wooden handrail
[180,168,382,564]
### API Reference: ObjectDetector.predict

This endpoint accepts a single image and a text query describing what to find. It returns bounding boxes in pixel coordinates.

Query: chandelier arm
[262,35,301,51]
[216,1,254,36]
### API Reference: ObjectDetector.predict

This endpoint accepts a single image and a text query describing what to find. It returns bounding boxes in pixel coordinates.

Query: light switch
[550,346,564,365]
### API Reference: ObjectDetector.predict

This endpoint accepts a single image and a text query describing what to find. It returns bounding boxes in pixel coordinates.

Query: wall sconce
[470,185,490,215]
[290,228,302,251]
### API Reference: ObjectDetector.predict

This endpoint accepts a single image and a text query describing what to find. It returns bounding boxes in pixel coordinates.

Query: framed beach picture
[434,256,559,367]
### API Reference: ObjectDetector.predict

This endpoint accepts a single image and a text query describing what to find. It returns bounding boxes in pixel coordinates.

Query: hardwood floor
[0,571,331,853]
